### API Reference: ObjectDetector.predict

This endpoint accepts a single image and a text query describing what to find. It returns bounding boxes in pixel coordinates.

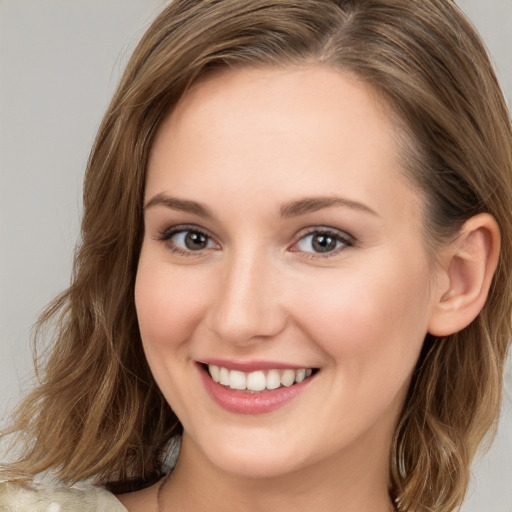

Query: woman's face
[136,66,441,479]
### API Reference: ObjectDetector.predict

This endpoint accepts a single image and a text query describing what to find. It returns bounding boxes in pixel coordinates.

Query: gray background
[0,1,511,510]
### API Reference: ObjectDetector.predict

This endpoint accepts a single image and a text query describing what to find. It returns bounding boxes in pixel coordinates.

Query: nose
[207,249,288,346]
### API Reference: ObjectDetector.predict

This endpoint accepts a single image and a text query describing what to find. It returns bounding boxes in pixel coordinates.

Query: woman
[1,1,511,511]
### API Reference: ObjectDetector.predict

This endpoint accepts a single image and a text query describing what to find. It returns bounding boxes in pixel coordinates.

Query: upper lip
[198,358,314,372]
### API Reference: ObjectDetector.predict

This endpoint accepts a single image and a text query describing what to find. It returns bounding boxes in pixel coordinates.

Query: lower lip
[198,365,315,415]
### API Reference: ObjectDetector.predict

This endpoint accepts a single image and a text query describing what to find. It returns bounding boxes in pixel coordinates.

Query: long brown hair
[2,1,512,510]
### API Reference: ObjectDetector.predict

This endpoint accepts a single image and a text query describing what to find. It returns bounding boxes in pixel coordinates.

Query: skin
[119,66,485,512]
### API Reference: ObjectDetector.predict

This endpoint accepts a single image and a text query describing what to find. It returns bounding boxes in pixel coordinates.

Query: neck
[159,433,395,512]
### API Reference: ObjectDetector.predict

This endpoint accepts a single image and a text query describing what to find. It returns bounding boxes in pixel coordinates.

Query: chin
[188,428,313,480]
[212,448,306,480]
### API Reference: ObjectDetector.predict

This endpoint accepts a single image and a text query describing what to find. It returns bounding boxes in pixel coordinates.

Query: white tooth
[219,367,230,386]
[295,368,306,383]
[209,365,220,382]
[229,370,247,390]
[247,371,266,391]
[305,369,312,378]
[281,369,295,387]
[266,369,281,390]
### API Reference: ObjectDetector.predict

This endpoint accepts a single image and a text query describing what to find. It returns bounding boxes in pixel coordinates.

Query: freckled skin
[134,66,441,511]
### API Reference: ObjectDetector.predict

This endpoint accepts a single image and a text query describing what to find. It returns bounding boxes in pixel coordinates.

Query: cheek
[134,256,208,355]
[289,258,433,374]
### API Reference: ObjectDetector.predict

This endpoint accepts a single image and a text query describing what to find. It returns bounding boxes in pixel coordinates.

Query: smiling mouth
[204,364,317,393]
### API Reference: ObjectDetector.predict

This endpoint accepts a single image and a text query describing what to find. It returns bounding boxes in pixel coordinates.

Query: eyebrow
[280,196,378,218]
[144,193,378,219]
[144,193,213,218]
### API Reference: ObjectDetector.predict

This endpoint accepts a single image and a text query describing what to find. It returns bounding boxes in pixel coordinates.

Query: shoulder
[0,480,128,512]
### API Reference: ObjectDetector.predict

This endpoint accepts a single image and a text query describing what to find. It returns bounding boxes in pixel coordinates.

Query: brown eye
[159,226,218,254]
[294,229,353,256]
[311,233,338,253]
[184,231,209,250]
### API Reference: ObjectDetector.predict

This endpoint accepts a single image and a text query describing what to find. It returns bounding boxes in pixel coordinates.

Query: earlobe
[428,213,500,337]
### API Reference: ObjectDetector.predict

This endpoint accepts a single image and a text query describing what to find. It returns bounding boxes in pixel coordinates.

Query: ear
[428,213,500,337]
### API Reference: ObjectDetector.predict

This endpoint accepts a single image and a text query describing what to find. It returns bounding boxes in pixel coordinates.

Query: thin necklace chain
[156,472,172,512]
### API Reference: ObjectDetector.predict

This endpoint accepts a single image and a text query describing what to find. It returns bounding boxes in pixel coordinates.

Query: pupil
[312,234,336,253]
[185,231,207,250]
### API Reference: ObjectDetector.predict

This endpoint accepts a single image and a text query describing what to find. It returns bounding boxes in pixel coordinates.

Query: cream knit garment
[0,481,128,512]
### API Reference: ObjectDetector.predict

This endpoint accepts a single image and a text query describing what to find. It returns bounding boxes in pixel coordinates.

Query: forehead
[152,65,397,161]
[146,65,421,224]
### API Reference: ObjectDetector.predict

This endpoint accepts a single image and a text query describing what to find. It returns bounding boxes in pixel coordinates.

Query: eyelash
[155,225,355,258]
[291,228,354,258]
[156,224,217,257]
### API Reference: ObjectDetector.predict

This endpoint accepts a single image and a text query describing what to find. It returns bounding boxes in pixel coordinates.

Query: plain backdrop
[1,1,511,510]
